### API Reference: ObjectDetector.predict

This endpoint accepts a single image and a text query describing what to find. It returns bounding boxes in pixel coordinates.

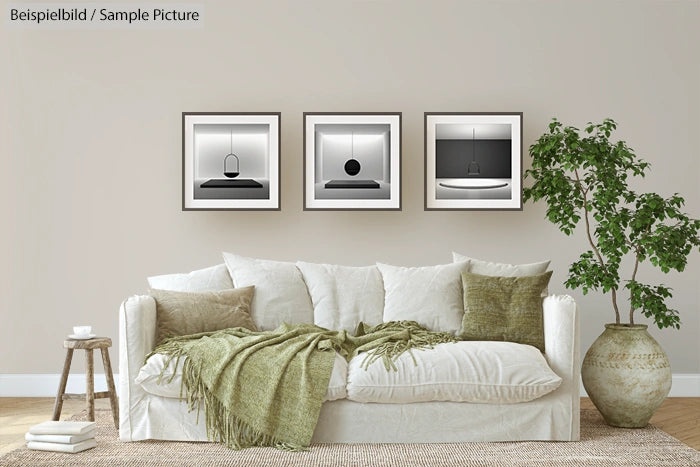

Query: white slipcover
[119,293,580,442]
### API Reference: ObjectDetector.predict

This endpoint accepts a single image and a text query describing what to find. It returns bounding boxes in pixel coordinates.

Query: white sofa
[119,260,580,444]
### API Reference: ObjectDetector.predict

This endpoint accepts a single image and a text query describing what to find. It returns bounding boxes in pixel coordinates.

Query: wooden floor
[0,398,697,456]
[580,398,699,449]
[0,398,111,456]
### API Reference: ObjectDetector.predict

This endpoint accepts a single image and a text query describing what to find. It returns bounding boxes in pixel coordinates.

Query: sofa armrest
[118,295,156,441]
[543,294,580,439]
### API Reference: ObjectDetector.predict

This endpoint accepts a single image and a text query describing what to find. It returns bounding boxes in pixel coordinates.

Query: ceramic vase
[581,323,671,428]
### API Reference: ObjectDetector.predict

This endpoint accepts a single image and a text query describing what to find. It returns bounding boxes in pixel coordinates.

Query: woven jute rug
[1,409,698,466]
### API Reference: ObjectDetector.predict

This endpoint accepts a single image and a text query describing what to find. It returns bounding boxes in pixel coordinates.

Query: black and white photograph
[304,113,401,210]
[182,112,280,210]
[424,112,522,210]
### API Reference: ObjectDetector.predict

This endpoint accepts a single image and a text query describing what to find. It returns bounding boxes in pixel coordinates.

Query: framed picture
[304,112,401,210]
[424,112,523,210]
[182,112,280,210]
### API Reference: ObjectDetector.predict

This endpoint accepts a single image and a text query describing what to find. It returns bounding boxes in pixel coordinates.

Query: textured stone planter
[581,324,671,428]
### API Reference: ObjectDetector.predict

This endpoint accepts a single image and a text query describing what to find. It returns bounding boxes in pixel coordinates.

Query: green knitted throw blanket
[149,321,456,451]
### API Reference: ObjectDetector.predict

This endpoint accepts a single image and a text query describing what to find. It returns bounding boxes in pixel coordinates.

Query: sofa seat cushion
[346,341,562,404]
[135,351,348,402]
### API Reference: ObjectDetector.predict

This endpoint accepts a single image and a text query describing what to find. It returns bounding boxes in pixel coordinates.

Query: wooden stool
[52,337,119,429]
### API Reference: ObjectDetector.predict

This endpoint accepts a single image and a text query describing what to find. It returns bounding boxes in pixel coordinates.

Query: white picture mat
[183,114,279,209]
[425,114,521,210]
[305,114,401,209]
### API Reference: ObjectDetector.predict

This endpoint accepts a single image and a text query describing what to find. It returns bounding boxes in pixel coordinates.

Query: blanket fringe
[359,321,457,371]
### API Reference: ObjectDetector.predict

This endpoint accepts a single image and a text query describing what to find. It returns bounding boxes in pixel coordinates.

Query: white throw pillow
[452,252,551,296]
[136,352,348,402]
[377,261,469,333]
[222,253,314,330]
[452,252,550,276]
[297,262,384,333]
[147,264,233,292]
[346,341,561,404]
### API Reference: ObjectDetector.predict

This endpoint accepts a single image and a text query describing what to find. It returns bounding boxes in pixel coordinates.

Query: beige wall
[1,0,698,375]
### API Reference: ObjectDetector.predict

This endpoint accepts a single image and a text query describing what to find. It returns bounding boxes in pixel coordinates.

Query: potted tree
[524,118,700,427]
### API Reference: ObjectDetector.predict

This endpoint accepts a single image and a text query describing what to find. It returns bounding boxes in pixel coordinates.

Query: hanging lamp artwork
[467,127,481,176]
[185,112,278,210]
[426,112,522,210]
[200,125,262,189]
[324,128,379,189]
[439,124,509,189]
[344,131,361,176]
[223,127,240,178]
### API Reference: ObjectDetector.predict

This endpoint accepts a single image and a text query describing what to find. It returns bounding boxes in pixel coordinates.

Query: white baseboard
[1,373,698,397]
[580,373,700,398]
[0,374,121,397]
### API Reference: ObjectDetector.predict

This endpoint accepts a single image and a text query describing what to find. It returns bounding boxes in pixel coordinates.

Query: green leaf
[524,117,700,330]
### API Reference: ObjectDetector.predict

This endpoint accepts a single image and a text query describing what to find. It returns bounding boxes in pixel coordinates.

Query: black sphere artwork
[344,158,361,176]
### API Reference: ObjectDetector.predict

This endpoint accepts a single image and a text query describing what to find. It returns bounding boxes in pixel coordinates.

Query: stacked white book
[26,421,97,453]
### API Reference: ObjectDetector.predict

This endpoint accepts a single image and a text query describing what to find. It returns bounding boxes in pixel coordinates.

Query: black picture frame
[424,112,523,211]
[303,112,402,211]
[182,112,281,211]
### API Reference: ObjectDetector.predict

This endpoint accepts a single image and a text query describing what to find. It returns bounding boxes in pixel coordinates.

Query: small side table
[52,337,119,429]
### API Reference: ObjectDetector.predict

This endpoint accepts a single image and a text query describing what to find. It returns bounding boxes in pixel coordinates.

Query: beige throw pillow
[459,271,552,352]
[150,286,257,344]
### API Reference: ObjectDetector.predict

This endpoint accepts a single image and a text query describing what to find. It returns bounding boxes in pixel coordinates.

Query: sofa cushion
[147,264,233,292]
[459,271,552,352]
[136,351,348,402]
[297,262,384,333]
[150,287,257,344]
[452,252,550,277]
[377,261,469,333]
[222,253,314,330]
[346,341,561,404]
[452,252,551,296]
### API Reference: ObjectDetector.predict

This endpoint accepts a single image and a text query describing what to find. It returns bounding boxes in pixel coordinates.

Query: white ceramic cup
[73,325,92,337]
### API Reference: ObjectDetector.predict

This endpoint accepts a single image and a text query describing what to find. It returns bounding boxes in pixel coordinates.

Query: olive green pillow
[458,271,552,351]
[150,286,257,344]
